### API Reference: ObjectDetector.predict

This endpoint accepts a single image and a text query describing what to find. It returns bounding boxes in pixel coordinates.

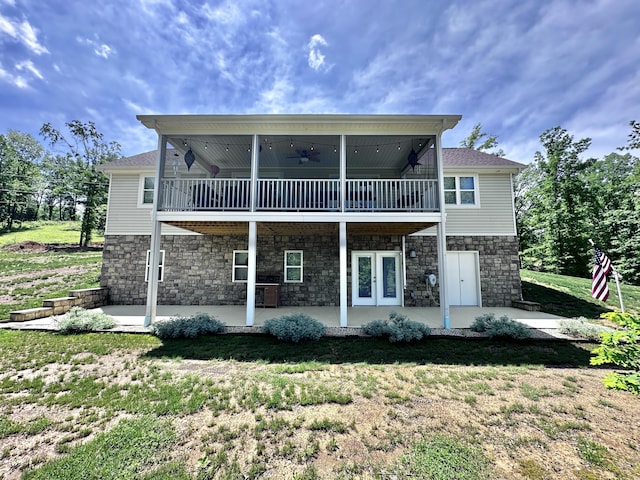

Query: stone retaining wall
[101,234,522,307]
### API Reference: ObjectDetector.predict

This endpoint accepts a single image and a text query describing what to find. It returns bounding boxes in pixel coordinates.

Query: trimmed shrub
[362,311,430,343]
[558,318,614,340]
[470,313,531,340]
[262,313,325,343]
[55,306,116,334]
[150,312,225,339]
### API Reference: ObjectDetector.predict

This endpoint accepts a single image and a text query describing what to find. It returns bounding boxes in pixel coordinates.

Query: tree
[584,152,640,284]
[459,123,505,156]
[0,131,44,230]
[517,127,593,276]
[40,121,120,247]
[619,120,640,151]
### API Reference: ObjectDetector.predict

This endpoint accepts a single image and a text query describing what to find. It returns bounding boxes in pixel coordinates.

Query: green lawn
[0,220,104,246]
[521,269,640,318]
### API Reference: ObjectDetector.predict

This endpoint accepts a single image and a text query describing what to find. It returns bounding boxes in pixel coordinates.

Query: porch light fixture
[211,164,220,177]
[409,249,417,258]
[184,148,195,170]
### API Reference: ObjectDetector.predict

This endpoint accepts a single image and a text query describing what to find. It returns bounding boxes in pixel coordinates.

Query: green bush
[590,312,640,394]
[55,307,116,334]
[362,311,430,343]
[470,313,531,340]
[262,313,325,343]
[558,318,614,340]
[149,312,225,339]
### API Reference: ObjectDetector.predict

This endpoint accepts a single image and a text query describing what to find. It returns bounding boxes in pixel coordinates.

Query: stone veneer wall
[403,235,522,307]
[101,234,521,307]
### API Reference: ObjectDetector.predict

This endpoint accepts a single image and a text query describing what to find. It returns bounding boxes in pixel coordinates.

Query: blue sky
[1,0,638,162]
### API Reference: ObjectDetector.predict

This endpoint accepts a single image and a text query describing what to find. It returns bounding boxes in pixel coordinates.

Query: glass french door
[352,252,402,306]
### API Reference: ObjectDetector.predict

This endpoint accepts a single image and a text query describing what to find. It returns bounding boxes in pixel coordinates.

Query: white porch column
[144,135,167,327]
[435,131,450,329]
[246,221,257,326]
[339,221,348,327]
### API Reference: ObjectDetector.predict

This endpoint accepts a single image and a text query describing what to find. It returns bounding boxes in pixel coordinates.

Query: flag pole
[588,239,625,312]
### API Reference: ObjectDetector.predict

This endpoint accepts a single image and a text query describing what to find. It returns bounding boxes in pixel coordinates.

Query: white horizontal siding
[104,174,195,236]
[444,174,516,235]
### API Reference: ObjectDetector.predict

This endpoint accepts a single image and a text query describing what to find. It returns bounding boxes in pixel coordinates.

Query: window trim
[232,250,249,283]
[443,174,480,208]
[138,175,155,208]
[145,250,165,282]
[284,250,303,283]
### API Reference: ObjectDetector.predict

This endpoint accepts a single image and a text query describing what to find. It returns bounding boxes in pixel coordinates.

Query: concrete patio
[0,305,572,339]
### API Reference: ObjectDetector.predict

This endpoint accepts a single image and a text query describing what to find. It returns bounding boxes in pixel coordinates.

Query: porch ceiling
[165,221,436,236]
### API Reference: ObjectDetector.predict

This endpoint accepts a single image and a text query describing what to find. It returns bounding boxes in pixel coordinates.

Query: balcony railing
[160,178,439,212]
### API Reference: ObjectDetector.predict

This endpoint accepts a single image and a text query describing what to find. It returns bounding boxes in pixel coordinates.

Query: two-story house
[99,114,524,328]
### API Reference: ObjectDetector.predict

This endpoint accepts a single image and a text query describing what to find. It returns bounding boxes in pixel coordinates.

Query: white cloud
[307,34,328,71]
[0,13,48,54]
[0,63,27,88]
[76,37,114,58]
[15,59,43,79]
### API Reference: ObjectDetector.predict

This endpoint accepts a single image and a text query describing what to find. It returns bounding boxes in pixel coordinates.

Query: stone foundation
[101,234,522,308]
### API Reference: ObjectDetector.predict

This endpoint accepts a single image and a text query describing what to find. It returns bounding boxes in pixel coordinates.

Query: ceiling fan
[287,149,321,164]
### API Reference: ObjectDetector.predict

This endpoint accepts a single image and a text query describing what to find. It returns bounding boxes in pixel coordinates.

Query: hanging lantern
[184,148,195,170]
[407,148,421,171]
[210,164,220,177]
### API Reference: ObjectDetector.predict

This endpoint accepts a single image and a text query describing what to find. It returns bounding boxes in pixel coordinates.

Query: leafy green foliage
[55,307,115,334]
[397,435,491,479]
[590,312,640,394]
[558,318,614,340]
[459,123,505,156]
[517,126,593,276]
[0,131,44,230]
[262,313,325,343]
[470,313,531,340]
[40,120,120,246]
[150,312,225,339]
[362,311,430,343]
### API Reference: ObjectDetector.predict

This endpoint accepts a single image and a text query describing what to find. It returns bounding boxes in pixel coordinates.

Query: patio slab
[0,305,575,340]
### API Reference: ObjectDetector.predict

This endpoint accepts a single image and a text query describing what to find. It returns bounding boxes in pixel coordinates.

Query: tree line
[0,121,120,246]
[464,121,640,285]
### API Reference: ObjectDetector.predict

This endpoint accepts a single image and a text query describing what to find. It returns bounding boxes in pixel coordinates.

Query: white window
[145,250,165,282]
[284,250,303,283]
[444,175,478,206]
[233,250,249,282]
[139,176,155,206]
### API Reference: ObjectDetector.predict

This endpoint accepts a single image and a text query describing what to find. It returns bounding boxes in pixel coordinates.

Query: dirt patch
[1,241,102,253]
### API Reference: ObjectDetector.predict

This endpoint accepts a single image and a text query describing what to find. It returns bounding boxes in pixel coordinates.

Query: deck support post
[144,135,166,327]
[339,221,348,327]
[246,221,257,326]
[435,131,450,329]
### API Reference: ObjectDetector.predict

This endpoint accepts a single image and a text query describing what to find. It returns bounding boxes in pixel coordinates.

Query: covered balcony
[153,130,442,216]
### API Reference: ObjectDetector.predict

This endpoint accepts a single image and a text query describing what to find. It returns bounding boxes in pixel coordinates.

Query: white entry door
[446,252,480,306]
[352,252,402,306]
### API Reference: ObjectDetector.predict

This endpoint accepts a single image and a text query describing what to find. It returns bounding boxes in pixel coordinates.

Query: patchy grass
[0,331,638,479]
[0,221,104,320]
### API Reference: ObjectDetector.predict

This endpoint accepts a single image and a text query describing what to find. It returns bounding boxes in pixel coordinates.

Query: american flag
[591,245,612,302]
